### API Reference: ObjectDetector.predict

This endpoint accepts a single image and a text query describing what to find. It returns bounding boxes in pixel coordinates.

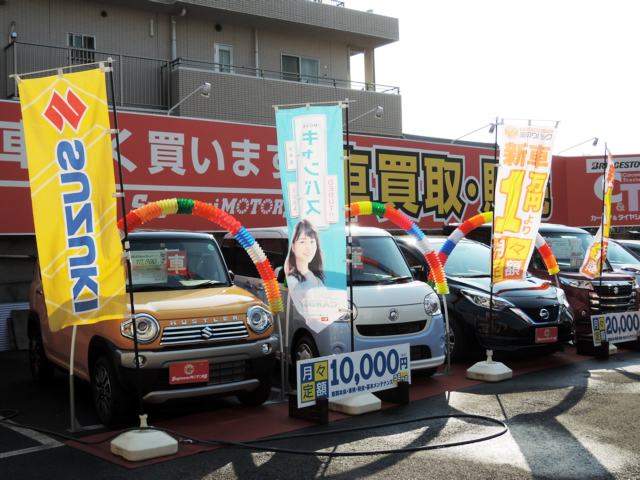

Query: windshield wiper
[381,276,412,284]
[188,280,222,289]
[454,274,490,278]
[350,279,382,286]
[128,284,177,292]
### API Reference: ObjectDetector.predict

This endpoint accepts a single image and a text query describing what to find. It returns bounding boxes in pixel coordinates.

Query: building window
[281,55,319,84]
[214,44,234,73]
[67,33,96,64]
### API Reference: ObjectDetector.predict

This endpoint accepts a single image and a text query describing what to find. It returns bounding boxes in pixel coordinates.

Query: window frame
[67,32,96,65]
[214,43,234,73]
[280,54,319,84]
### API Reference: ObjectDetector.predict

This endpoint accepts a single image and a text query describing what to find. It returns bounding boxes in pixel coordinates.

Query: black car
[396,236,574,362]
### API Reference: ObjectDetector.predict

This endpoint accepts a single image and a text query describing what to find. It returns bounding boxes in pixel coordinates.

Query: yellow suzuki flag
[18,68,126,332]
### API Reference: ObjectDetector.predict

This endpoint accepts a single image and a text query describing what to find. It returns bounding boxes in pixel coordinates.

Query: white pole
[69,325,78,431]
[276,313,285,401]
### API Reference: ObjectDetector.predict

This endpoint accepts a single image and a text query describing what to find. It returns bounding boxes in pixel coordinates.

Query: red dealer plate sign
[535,327,558,343]
[170,361,209,385]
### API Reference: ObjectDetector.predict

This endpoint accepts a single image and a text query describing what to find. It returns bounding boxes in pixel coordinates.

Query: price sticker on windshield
[131,250,167,284]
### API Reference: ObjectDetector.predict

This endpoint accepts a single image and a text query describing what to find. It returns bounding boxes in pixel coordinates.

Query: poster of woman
[275,105,347,333]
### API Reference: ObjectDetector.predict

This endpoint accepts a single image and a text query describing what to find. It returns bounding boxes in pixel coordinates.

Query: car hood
[352,281,432,307]
[128,286,262,320]
[449,276,558,301]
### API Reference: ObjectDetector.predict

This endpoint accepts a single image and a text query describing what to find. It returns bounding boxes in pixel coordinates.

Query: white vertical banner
[493,122,558,283]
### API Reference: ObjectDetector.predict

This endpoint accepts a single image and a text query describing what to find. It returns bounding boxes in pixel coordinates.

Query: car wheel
[446,316,467,363]
[92,356,131,426]
[237,374,273,406]
[28,326,55,384]
[289,335,319,384]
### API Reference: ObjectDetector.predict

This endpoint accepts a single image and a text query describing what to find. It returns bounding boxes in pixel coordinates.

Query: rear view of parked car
[396,236,574,363]
[221,226,446,377]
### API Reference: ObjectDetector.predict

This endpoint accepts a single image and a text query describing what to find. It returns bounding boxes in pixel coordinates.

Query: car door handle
[255,284,264,291]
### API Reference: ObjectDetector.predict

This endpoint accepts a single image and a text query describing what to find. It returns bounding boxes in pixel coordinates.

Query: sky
[345,0,639,156]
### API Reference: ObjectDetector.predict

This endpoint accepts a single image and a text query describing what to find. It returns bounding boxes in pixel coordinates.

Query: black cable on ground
[0,409,508,457]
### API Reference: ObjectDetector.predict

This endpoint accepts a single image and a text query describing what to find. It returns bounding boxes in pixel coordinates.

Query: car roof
[447,222,591,235]
[129,230,214,240]
[395,234,482,247]
[223,225,392,239]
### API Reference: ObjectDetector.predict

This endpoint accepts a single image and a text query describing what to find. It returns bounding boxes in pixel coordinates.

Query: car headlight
[559,276,593,290]
[423,291,441,316]
[632,278,639,290]
[461,290,515,311]
[337,301,358,322]
[246,305,273,334]
[555,287,571,308]
[120,313,160,345]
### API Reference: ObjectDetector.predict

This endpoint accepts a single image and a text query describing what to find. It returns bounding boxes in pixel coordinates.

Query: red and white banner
[492,122,558,283]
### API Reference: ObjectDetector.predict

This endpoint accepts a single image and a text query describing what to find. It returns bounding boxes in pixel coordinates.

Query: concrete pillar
[364,48,375,90]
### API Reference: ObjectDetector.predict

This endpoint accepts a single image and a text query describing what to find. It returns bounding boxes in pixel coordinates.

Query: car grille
[356,320,427,337]
[160,321,249,346]
[157,360,252,390]
[590,281,636,314]
[519,305,560,323]
[410,345,432,361]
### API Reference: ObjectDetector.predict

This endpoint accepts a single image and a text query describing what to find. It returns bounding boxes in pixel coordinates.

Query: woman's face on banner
[292,231,317,268]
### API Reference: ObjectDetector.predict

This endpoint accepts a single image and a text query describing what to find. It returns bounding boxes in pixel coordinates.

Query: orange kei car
[28,231,277,425]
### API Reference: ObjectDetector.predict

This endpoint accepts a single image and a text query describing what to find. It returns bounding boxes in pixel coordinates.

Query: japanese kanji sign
[275,105,347,332]
[493,122,558,283]
[296,344,411,408]
[17,69,126,331]
[581,148,615,278]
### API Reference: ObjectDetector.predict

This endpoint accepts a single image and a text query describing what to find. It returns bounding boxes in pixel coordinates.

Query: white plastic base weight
[111,415,178,462]
[466,350,513,382]
[609,343,618,355]
[329,393,381,415]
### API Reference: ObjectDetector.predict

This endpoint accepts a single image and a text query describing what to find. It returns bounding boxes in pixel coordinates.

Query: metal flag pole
[106,59,144,420]
[487,118,498,363]
[344,98,355,354]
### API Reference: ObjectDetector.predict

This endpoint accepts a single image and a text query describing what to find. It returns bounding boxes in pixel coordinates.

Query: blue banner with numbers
[296,344,411,408]
[591,311,640,346]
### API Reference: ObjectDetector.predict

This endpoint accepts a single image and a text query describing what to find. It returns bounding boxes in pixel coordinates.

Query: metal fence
[171,58,400,95]
[4,41,171,109]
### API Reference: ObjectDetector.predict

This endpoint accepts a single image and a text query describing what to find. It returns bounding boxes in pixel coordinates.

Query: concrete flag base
[329,393,381,415]
[111,415,178,462]
[466,350,513,382]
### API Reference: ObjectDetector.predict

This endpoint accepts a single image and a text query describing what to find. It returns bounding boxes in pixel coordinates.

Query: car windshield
[430,241,491,277]
[608,242,640,265]
[127,238,230,292]
[541,232,612,272]
[350,236,413,285]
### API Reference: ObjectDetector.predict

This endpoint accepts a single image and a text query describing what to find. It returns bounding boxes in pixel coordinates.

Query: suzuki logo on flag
[42,88,89,133]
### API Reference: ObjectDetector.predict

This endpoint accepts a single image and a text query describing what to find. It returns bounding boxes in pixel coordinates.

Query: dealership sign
[591,311,640,346]
[296,344,411,408]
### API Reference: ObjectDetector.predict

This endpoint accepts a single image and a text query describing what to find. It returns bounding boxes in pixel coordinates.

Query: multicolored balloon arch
[117,198,284,314]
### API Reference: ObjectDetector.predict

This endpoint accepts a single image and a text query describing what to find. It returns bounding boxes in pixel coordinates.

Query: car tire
[447,316,467,364]
[289,335,320,384]
[92,356,131,426]
[237,374,273,406]
[28,326,55,384]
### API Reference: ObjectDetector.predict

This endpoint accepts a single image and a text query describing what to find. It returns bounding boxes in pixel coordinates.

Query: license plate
[535,327,558,343]
[169,361,209,385]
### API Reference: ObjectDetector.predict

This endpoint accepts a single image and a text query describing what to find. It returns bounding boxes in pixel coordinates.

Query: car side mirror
[410,267,417,279]
[228,270,235,281]
[275,266,285,284]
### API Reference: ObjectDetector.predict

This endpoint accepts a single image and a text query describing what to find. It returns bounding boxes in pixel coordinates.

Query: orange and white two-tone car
[28,231,277,425]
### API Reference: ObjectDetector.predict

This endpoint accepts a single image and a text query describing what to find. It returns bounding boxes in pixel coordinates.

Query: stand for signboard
[328,98,381,415]
[466,118,512,382]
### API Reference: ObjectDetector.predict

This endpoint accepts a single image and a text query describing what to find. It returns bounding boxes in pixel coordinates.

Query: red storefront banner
[2,98,639,234]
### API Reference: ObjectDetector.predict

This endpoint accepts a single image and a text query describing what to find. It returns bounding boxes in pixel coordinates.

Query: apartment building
[2,0,402,136]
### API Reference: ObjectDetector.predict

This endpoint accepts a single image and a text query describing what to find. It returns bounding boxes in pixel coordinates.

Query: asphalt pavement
[1,348,640,480]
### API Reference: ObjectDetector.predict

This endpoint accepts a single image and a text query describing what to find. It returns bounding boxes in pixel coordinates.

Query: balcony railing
[171,58,400,95]
[4,41,400,111]
[5,41,171,109]
[307,0,345,6]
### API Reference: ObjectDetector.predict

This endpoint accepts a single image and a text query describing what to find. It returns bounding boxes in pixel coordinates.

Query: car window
[232,240,258,277]
[607,242,640,265]
[350,237,412,285]
[430,241,491,277]
[128,238,230,291]
[258,239,287,269]
[220,238,235,270]
[541,232,602,272]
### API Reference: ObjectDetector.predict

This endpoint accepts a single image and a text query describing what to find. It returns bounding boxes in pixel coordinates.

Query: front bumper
[112,335,279,403]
